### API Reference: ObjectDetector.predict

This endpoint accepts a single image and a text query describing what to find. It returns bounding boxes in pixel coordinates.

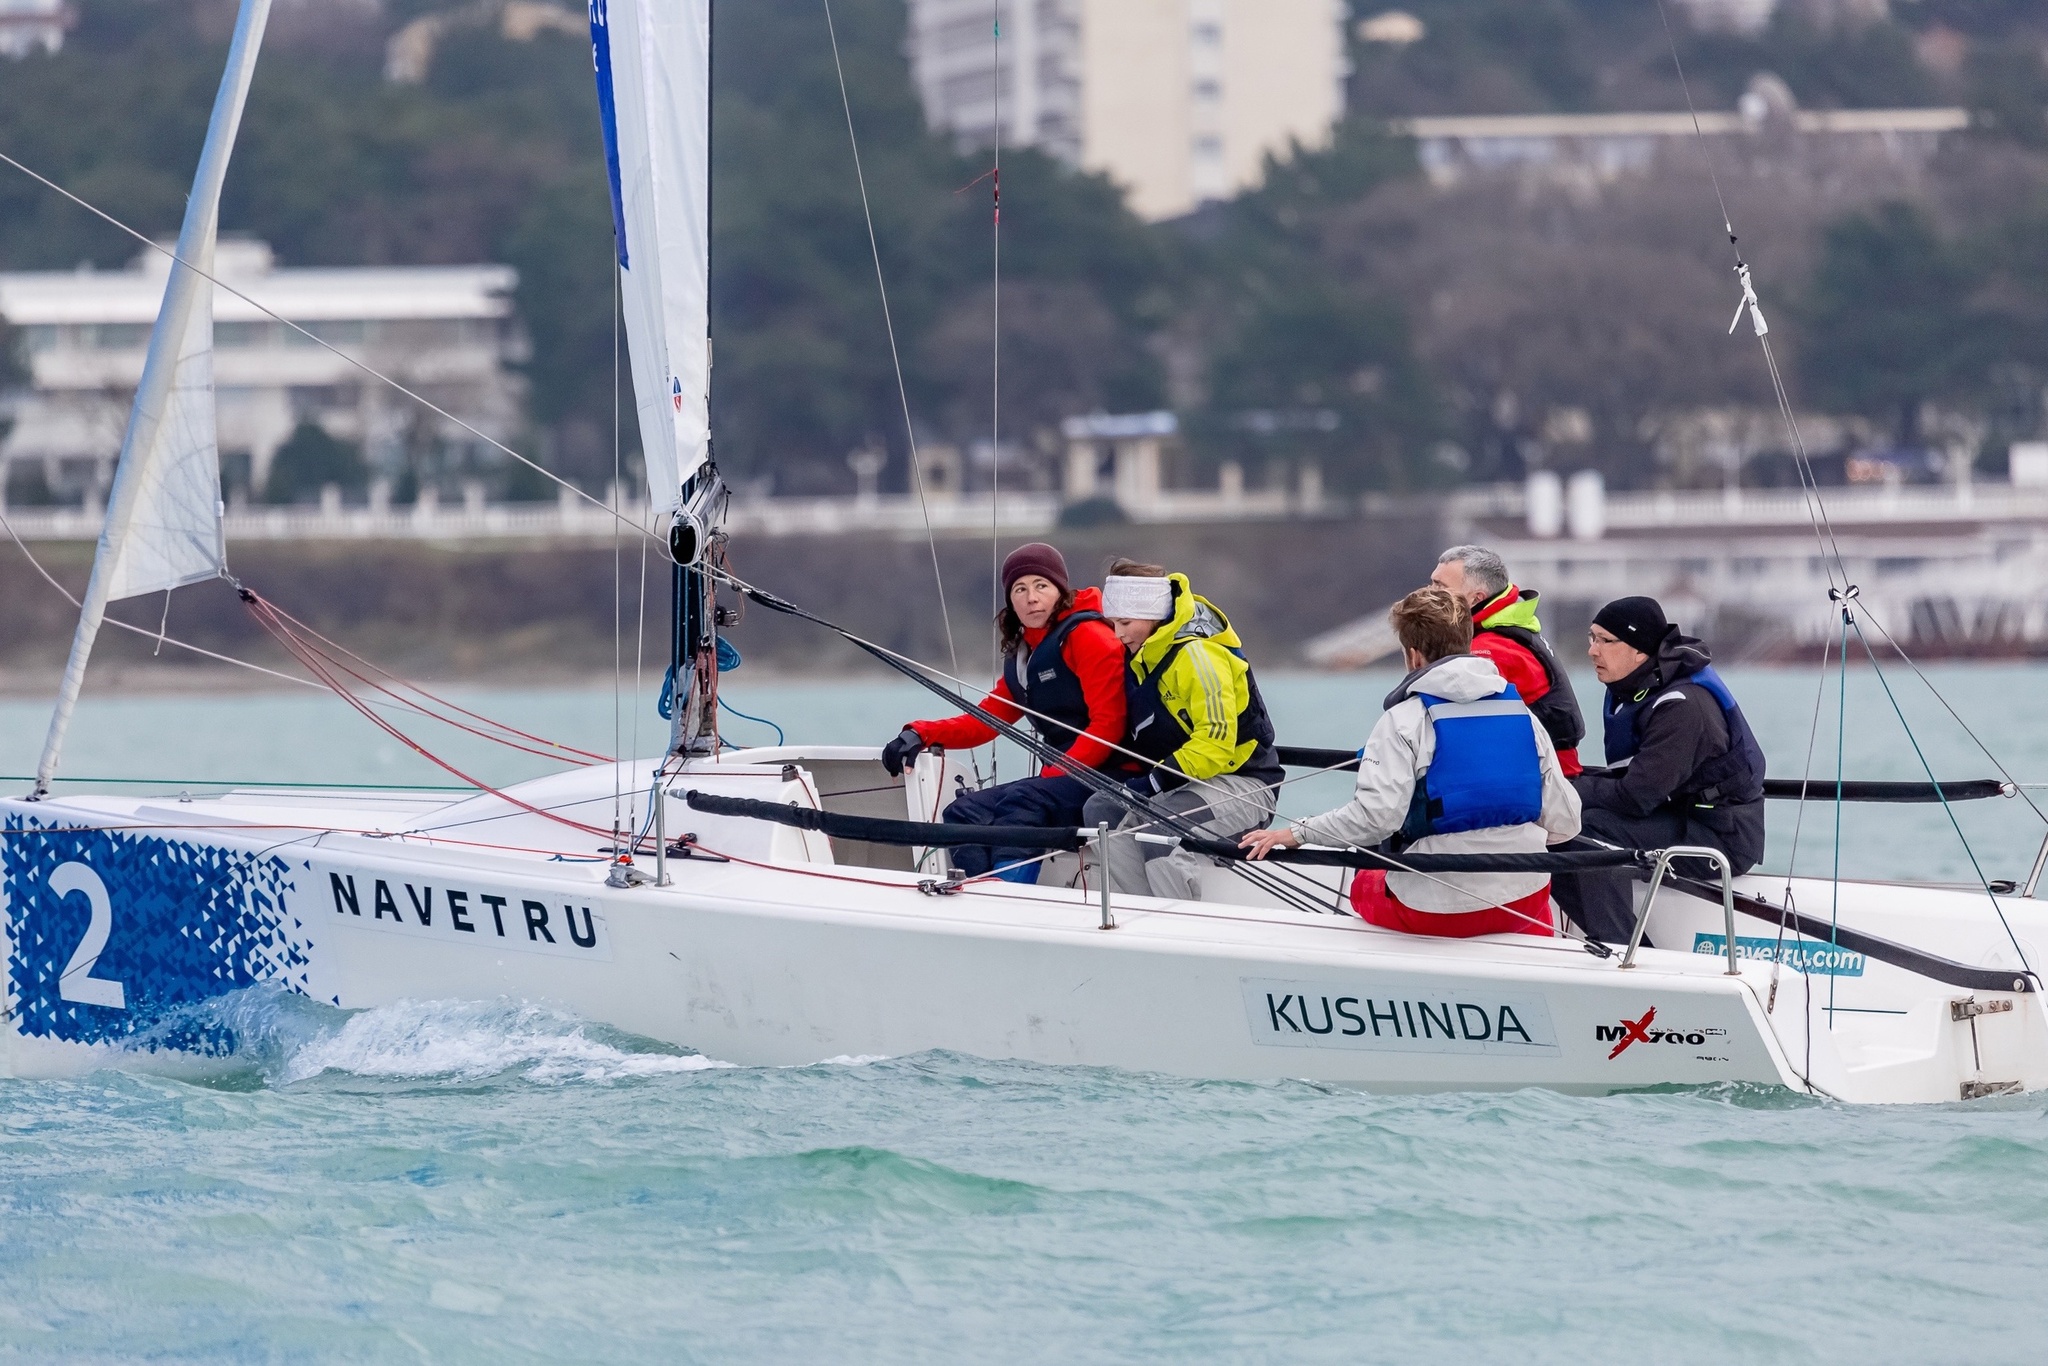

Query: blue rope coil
[657,638,744,720]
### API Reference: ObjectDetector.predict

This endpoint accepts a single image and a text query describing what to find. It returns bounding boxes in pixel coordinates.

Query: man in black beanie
[1551,597,1768,944]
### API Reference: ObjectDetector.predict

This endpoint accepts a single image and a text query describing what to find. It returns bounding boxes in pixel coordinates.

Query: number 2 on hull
[51,862,127,1010]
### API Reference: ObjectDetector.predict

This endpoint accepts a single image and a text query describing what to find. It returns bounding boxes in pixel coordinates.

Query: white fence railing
[1450,480,2048,531]
[0,486,1351,542]
[5,479,2044,543]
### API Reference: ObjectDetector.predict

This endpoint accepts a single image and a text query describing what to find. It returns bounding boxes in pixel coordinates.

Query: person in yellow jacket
[1083,561,1284,899]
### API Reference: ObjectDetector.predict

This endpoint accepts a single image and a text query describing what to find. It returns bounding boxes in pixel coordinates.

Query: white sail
[33,0,270,793]
[589,0,713,511]
[100,234,227,601]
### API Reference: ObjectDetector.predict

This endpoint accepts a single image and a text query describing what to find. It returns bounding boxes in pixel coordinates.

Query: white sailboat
[4,0,2045,1102]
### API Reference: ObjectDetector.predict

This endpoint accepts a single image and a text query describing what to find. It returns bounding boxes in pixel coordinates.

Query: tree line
[2,0,2046,499]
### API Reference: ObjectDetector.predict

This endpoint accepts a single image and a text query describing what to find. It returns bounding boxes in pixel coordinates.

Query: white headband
[1102,575,1173,621]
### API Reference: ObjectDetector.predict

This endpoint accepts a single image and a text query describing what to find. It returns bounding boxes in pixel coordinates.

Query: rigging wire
[0,774,474,791]
[1769,625,1835,1009]
[819,0,964,679]
[9,510,599,769]
[239,593,617,840]
[238,595,613,765]
[3,802,1597,954]
[0,160,633,788]
[1851,600,2048,829]
[1,508,321,692]
[706,565,1611,927]
[0,148,658,546]
[710,566,1331,912]
[706,563,1352,805]
[1828,609,1850,1021]
[1651,0,2030,968]
[990,3,1003,691]
[1848,618,2034,975]
[612,266,627,856]
[633,494,652,777]
[1651,0,1846,592]
[229,591,613,762]
[7,506,612,773]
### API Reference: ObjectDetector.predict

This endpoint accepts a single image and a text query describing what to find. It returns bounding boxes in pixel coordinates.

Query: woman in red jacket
[880,543,1130,883]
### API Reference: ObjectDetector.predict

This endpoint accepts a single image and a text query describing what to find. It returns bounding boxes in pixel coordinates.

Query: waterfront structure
[1669,0,1780,32]
[1304,475,2048,666]
[1397,78,1968,188]
[905,0,1348,221]
[0,239,522,504]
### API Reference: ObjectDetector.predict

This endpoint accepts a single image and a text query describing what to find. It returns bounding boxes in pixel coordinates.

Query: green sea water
[3,668,2047,1360]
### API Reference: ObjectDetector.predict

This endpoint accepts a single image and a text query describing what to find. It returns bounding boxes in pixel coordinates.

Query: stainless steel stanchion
[1096,822,1116,930]
[655,777,670,887]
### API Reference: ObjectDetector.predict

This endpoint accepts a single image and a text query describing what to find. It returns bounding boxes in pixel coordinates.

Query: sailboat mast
[588,0,718,756]
[32,0,272,796]
[671,0,717,757]
[667,0,716,757]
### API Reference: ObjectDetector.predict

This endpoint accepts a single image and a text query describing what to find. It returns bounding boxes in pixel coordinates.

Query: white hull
[5,748,2044,1102]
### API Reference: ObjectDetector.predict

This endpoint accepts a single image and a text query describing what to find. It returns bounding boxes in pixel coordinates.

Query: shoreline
[2,656,2032,702]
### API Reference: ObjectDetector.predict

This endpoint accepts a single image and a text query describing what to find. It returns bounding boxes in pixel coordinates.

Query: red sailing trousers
[1347,870,1556,938]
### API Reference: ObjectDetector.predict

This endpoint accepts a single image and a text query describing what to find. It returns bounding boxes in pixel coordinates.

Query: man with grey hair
[1431,545,1585,775]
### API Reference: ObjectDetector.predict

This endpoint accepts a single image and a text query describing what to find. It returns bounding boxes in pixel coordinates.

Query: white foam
[813,1054,891,1067]
[279,998,735,1085]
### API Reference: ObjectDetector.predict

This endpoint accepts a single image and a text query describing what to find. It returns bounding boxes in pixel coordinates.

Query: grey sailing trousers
[1081,774,1277,901]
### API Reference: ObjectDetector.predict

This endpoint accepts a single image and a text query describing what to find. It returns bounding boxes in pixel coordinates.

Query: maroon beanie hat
[1001,542,1070,595]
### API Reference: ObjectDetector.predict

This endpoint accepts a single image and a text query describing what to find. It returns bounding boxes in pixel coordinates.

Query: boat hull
[2,796,1793,1093]
[5,759,2041,1103]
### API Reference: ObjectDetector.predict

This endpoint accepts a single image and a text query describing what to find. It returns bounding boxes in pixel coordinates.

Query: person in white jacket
[1241,585,1582,937]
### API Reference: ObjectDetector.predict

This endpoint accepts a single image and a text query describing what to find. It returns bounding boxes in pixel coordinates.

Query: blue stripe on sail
[589,0,629,268]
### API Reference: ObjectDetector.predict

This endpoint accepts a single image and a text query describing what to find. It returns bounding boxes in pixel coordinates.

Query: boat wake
[56,988,736,1088]
[274,997,737,1086]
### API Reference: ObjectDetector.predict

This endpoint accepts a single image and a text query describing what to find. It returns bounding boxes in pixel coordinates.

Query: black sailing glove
[881,726,927,777]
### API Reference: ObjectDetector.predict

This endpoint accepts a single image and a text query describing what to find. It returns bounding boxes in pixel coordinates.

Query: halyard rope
[820,0,964,680]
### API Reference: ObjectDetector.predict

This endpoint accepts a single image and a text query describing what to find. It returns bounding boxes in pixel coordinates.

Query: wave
[275,997,736,1085]
[74,988,732,1088]
[17,988,906,1089]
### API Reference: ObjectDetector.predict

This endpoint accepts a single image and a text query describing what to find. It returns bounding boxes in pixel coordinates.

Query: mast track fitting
[666,509,706,567]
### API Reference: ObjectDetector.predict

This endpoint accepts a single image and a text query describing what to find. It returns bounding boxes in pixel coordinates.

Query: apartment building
[907,0,1348,221]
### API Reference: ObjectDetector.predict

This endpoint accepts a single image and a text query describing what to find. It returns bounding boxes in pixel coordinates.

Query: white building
[0,0,68,58]
[906,0,1348,222]
[0,239,523,503]
[1670,0,1781,33]
[1397,84,1968,188]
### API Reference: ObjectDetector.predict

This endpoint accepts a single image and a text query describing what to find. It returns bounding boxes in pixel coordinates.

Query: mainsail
[33,0,272,793]
[588,0,713,514]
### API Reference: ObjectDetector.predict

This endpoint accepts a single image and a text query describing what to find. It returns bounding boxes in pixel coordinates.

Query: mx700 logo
[1596,1007,1727,1059]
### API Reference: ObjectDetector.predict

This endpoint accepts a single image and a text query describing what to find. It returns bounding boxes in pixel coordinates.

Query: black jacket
[1574,632,1767,868]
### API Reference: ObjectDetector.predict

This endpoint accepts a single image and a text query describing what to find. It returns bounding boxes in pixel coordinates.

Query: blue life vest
[1603,664,1766,806]
[1397,685,1544,844]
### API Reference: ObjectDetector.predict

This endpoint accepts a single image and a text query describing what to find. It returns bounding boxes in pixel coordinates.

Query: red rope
[6,816,618,863]
[239,593,621,842]
[244,591,614,765]
[247,597,609,766]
